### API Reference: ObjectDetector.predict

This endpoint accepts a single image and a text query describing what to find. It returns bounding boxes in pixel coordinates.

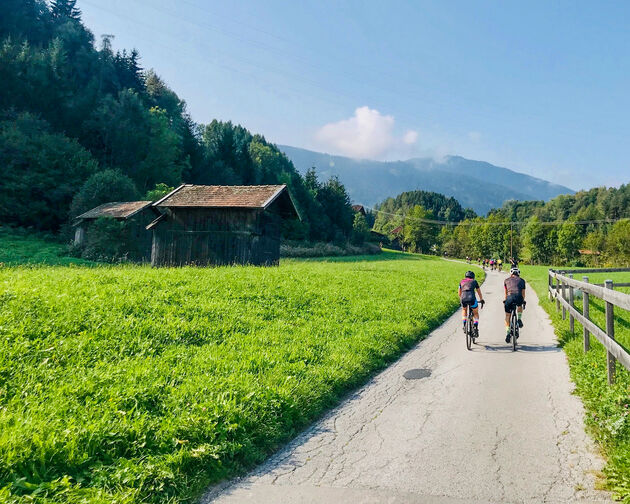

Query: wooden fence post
[582,276,590,352]
[555,275,560,312]
[605,280,616,385]
[562,279,566,320]
[568,274,574,333]
[548,271,553,301]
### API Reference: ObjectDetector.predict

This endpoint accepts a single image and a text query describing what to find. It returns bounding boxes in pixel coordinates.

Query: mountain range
[278,145,574,215]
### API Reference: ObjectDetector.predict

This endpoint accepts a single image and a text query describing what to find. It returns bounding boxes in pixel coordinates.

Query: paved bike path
[204,269,610,504]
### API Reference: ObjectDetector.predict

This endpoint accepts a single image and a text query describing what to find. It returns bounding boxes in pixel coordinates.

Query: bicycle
[507,300,526,351]
[465,300,484,350]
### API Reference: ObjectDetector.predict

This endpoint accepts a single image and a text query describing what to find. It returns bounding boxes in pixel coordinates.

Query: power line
[364,205,624,227]
[79,0,511,130]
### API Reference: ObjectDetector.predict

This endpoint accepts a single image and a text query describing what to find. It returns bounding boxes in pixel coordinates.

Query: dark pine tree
[114,49,145,92]
[50,0,81,20]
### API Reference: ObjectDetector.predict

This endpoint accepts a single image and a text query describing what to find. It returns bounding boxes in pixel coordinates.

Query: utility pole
[510,221,513,258]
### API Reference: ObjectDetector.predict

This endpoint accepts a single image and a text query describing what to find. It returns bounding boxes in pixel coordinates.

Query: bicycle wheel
[511,310,518,351]
[466,316,473,350]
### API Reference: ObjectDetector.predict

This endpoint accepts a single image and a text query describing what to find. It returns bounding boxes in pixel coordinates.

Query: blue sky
[78,0,630,190]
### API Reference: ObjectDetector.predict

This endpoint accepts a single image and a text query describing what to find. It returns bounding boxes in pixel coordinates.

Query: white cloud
[403,130,418,144]
[315,106,396,159]
[467,131,482,142]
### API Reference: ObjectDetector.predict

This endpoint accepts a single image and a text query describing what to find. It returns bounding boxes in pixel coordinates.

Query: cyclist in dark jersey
[504,267,526,342]
[458,271,485,335]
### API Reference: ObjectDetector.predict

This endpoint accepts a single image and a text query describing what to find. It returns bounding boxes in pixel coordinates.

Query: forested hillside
[279,145,574,214]
[374,190,474,225]
[374,184,630,266]
[0,0,357,243]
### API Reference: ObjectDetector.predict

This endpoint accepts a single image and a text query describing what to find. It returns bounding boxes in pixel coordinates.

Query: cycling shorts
[461,298,478,309]
[504,293,524,313]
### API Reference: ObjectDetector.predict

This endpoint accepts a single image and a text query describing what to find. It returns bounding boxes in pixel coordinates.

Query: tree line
[373,186,630,266]
[0,0,357,243]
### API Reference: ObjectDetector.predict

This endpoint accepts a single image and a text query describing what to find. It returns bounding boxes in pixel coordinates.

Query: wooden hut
[147,184,300,267]
[74,201,157,260]
[352,204,367,216]
[389,225,404,251]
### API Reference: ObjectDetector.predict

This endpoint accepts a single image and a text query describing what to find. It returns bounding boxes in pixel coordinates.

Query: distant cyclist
[497,258,502,271]
[504,267,526,343]
[459,271,485,335]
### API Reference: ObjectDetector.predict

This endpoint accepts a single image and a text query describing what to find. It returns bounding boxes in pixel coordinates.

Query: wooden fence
[548,268,630,384]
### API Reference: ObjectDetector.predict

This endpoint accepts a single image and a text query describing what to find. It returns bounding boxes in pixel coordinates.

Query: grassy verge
[521,266,630,502]
[0,251,469,503]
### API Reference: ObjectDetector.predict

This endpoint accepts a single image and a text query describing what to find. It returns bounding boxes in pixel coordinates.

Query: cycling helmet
[465,270,475,279]
[510,267,520,276]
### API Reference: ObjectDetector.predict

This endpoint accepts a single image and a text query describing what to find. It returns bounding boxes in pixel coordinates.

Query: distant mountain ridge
[278,145,574,215]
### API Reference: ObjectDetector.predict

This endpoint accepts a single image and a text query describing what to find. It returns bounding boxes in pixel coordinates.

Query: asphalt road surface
[204,269,611,504]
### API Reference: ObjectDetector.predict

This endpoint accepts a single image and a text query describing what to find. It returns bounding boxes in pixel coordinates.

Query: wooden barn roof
[76,201,153,220]
[154,184,298,214]
[352,204,366,215]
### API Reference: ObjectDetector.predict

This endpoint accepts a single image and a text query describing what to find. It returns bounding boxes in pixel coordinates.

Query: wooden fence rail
[550,282,630,288]
[548,269,630,385]
[553,267,630,275]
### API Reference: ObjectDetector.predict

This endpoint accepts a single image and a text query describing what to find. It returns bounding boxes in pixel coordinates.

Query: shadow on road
[471,343,561,353]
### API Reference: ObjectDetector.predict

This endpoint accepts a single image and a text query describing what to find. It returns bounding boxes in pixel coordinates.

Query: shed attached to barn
[147,184,300,267]
[74,201,157,261]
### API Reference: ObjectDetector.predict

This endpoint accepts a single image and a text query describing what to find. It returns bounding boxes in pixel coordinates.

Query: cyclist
[459,271,485,335]
[497,258,502,271]
[504,266,526,343]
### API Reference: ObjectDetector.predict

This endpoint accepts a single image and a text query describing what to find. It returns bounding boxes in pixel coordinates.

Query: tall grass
[521,266,630,502]
[0,252,467,503]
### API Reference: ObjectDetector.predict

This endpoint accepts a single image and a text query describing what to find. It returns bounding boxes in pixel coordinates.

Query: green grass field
[0,228,91,266]
[521,266,630,502]
[0,248,471,503]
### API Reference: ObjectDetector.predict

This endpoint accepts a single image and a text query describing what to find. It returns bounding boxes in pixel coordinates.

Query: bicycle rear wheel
[511,310,518,351]
[466,315,473,350]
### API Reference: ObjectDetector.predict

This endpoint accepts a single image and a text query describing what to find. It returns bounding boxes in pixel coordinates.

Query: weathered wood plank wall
[151,208,281,267]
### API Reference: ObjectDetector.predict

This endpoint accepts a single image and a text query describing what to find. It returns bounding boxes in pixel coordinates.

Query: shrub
[79,218,145,262]
[351,213,371,245]
[281,241,381,258]
[70,170,141,218]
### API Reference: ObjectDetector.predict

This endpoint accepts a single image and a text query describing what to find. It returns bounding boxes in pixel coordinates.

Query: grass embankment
[522,266,630,502]
[0,252,466,503]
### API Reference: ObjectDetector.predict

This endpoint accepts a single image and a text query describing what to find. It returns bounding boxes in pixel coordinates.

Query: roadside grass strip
[0,252,466,503]
[522,266,630,502]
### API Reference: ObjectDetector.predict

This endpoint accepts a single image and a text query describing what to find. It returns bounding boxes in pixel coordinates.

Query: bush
[351,213,371,245]
[70,170,141,218]
[281,241,381,258]
[144,182,174,201]
[79,218,145,262]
